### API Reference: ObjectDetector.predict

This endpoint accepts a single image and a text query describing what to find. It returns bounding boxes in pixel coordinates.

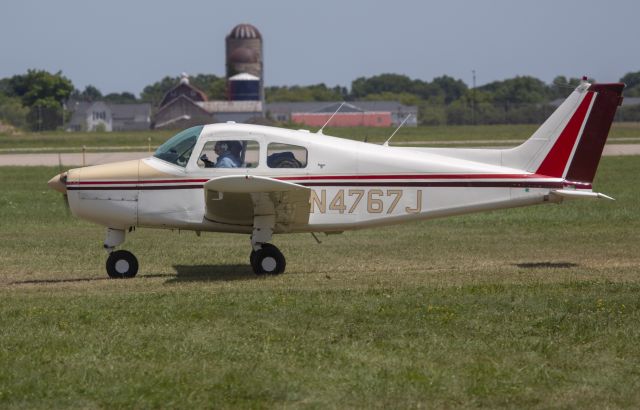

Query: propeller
[48,171,70,215]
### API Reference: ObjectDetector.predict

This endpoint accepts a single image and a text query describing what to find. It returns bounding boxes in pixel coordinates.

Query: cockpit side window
[197,140,260,169]
[153,125,204,167]
[267,143,308,168]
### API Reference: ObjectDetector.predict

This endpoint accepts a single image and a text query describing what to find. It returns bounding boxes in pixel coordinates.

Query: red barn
[291,102,392,127]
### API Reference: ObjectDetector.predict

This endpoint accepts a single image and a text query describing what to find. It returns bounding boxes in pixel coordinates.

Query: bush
[26,98,63,131]
[0,95,28,129]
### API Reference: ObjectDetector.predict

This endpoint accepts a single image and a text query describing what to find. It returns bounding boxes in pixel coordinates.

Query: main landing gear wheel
[106,250,139,279]
[250,244,286,275]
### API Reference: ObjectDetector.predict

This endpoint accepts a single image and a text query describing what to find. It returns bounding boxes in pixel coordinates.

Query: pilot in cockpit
[201,140,242,168]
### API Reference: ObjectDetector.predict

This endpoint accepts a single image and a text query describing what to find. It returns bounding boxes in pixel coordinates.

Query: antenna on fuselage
[317,102,346,135]
[383,114,412,146]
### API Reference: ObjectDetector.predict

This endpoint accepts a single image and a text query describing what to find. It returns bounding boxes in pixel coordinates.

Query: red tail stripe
[536,92,594,177]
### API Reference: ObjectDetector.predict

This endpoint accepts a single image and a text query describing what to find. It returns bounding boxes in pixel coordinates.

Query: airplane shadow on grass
[164,264,258,283]
[11,273,176,285]
[514,262,579,269]
[10,265,256,286]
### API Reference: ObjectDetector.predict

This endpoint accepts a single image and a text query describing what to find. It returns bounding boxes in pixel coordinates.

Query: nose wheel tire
[106,250,139,279]
[250,244,286,275]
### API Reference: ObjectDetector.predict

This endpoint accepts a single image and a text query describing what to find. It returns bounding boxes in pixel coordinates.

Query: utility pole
[472,69,476,125]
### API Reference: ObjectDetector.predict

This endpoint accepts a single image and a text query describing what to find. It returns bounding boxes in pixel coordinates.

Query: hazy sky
[1,0,638,95]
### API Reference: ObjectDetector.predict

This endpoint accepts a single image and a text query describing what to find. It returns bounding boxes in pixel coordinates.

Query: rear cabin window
[267,143,308,168]
[197,140,259,168]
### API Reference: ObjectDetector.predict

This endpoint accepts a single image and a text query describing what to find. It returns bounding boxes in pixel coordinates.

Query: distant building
[290,102,391,127]
[160,74,208,107]
[67,101,151,132]
[267,101,419,127]
[153,74,263,129]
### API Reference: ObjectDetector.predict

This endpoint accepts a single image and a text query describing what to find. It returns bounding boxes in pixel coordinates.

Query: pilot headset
[217,141,229,152]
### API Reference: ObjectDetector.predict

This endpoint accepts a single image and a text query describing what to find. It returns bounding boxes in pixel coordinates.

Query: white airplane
[48,80,624,278]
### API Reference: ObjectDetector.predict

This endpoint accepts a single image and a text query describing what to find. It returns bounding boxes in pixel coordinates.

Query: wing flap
[204,175,311,230]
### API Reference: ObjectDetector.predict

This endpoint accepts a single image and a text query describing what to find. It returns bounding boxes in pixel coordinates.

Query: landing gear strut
[246,192,289,275]
[104,227,138,279]
[250,243,286,275]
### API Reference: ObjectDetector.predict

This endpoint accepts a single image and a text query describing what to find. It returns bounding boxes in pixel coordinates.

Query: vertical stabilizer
[503,81,624,183]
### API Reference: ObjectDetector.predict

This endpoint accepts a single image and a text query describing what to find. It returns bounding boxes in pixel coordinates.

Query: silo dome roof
[229,47,259,63]
[229,73,260,81]
[228,23,262,40]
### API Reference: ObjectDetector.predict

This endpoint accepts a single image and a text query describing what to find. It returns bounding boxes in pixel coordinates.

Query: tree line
[1,69,639,131]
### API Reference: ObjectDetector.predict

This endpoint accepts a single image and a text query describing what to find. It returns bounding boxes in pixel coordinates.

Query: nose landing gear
[104,227,138,279]
[106,250,139,278]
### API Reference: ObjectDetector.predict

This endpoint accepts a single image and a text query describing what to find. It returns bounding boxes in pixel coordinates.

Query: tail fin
[504,81,624,183]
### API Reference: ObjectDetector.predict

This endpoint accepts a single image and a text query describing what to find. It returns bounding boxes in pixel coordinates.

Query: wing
[203,175,311,231]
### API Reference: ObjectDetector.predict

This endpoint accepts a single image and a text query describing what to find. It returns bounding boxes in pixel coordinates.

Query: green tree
[351,74,415,98]
[140,76,180,106]
[446,89,502,125]
[266,84,345,102]
[8,69,73,107]
[26,98,63,131]
[419,103,447,126]
[430,75,468,104]
[550,76,586,99]
[6,69,73,130]
[191,74,226,100]
[620,71,640,97]
[0,93,28,129]
[74,85,103,102]
[479,76,550,111]
[103,92,138,103]
[0,78,10,95]
[361,92,421,107]
[620,71,640,89]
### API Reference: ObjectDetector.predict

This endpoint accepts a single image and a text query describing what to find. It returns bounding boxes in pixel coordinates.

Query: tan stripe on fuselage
[139,159,175,179]
[77,159,175,181]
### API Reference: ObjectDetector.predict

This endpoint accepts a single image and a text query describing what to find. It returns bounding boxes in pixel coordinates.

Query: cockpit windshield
[153,125,204,167]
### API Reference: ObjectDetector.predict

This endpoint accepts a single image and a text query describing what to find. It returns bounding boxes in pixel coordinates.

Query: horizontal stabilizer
[550,189,614,200]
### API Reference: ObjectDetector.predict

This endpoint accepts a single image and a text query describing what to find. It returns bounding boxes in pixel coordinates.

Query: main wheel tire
[250,250,257,270]
[250,243,274,272]
[106,250,139,279]
[251,244,286,275]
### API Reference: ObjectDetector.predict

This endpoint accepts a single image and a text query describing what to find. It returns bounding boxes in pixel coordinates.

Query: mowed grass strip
[2,285,639,408]
[0,157,639,408]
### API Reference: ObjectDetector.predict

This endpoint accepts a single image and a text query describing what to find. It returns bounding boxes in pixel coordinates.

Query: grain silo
[228,73,261,101]
[226,24,262,79]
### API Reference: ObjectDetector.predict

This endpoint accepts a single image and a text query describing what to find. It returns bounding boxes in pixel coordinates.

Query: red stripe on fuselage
[66,178,209,185]
[66,174,590,191]
[277,173,549,181]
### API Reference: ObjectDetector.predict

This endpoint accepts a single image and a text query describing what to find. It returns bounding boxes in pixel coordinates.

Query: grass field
[1,122,640,152]
[1,158,639,408]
